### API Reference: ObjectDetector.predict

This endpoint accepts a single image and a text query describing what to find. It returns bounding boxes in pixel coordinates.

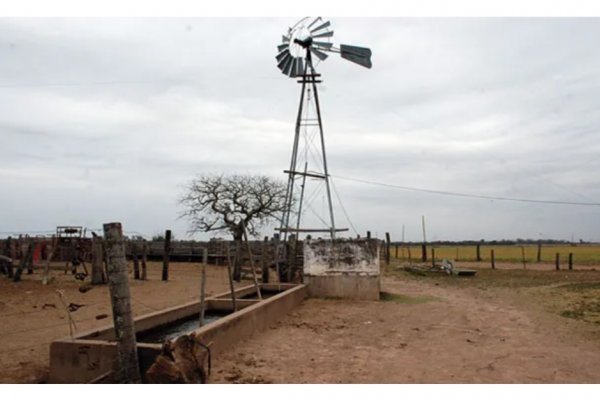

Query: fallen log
[144,334,211,384]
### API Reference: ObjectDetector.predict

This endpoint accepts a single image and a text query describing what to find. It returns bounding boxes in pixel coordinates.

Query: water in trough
[137,311,230,343]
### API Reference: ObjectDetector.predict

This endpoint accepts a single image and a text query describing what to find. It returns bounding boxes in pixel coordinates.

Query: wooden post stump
[385,232,391,265]
[132,243,140,280]
[91,235,105,285]
[162,230,171,281]
[13,240,33,282]
[103,222,141,383]
[491,249,495,269]
[476,243,481,262]
[568,252,573,270]
[261,236,269,284]
[141,240,148,281]
[199,263,206,326]
[555,253,560,270]
[421,243,427,262]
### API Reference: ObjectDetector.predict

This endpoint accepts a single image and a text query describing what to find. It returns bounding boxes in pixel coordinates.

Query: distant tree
[179,174,288,280]
[151,233,175,242]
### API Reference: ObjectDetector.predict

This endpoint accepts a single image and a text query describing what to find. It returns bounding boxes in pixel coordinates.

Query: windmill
[276,17,372,243]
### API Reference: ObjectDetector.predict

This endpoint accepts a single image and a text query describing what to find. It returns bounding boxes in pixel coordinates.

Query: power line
[332,175,600,207]
[330,177,359,236]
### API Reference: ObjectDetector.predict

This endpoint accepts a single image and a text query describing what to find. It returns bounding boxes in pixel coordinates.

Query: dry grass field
[394,244,600,265]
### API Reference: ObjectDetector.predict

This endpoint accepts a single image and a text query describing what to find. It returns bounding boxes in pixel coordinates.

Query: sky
[1,16,600,242]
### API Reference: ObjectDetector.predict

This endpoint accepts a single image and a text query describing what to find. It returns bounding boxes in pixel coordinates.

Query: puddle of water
[239,290,281,300]
[137,311,230,343]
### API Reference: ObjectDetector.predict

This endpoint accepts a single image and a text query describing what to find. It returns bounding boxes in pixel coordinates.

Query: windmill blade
[277,53,292,71]
[310,47,329,61]
[311,30,334,39]
[277,43,288,52]
[283,57,295,76]
[276,49,290,63]
[310,20,331,33]
[313,41,333,50]
[340,44,372,68]
[307,17,321,30]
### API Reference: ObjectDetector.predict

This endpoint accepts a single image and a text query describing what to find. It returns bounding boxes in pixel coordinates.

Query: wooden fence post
[395,244,399,259]
[27,241,34,274]
[385,232,391,265]
[555,253,560,270]
[91,235,105,285]
[261,236,269,283]
[568,252,573,270]
[13,240,33,282]
[103,222,141,383]
[287,234,296,282]
[233,239,242,282]
[202,247,208,265]
[491,249,495,269]
[521,246,526,269]
[476,243,481,262]
[366,231,371,239]
[421,243,427,262]
[132,243,140,280]
[199,263,206,326]
[43,237,57,285]
[141,240,148,281]
[162,230,171,281]
[431,247,435,268]
[537,242,542,262]
[225,245,237,312]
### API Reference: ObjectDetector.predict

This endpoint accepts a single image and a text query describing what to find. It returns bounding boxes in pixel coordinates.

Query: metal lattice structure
[274,17,372,281]
[276,17,372,240]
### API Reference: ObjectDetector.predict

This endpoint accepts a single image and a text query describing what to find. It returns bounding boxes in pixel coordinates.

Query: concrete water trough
[49,282,306,383]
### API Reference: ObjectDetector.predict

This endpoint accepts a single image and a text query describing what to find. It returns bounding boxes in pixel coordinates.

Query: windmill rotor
[276,16,372,77]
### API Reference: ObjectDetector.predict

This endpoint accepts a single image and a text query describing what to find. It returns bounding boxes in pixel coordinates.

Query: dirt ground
[210,264,600,384]
[0,261,241,384]
[3,260,600,383]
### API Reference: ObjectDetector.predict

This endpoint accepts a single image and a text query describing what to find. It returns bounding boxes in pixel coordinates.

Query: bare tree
[179,174,288,280]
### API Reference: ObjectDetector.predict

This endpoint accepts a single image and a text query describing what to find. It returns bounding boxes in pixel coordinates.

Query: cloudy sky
[1,17,600,241]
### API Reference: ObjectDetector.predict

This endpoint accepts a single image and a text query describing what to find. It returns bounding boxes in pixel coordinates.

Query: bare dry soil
[2,261,600,383]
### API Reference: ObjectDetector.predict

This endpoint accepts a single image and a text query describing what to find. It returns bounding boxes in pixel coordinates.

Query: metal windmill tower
[275,17,372,242]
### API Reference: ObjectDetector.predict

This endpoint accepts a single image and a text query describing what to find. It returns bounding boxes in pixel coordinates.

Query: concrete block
[303,238,381,300]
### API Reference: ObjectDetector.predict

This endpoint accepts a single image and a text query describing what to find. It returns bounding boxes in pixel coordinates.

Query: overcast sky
[1,17,600,241]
